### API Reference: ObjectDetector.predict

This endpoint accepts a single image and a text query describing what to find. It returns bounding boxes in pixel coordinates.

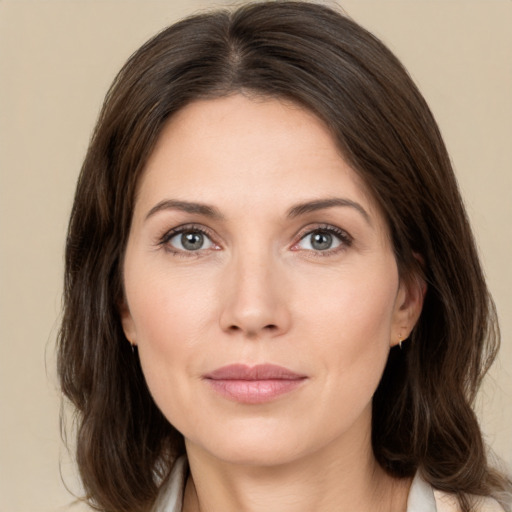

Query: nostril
[226,323,278,336]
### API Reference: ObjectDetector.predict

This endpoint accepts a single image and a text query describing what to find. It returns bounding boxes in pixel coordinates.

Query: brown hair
[58,2,511,511]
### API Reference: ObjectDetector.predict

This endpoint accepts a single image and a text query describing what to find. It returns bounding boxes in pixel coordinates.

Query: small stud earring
[398,335,403,350]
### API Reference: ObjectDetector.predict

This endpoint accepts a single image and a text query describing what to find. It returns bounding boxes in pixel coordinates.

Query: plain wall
[0,1,510,510]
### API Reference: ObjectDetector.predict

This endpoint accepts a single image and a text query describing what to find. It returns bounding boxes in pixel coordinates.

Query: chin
[207,441,307,468]
[185,417,336,469]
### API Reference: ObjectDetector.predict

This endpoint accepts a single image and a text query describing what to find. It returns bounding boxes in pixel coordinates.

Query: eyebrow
[145,197,371,225]
[286,198,372,225]
[145,199,224,221]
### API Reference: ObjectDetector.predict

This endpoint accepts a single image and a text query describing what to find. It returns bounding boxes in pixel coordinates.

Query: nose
[219,249,291,338]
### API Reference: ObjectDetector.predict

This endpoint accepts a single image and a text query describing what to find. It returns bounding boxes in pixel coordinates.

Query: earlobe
[391,274,427,347]
[119,298,137,345]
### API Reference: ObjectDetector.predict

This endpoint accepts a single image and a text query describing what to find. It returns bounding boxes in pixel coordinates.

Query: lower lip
[205,378,306,404]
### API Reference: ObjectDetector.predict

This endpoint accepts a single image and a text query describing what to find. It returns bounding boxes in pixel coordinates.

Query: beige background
[0,1,510,510]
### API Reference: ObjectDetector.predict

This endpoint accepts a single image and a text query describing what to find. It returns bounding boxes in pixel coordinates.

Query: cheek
[126,260,216,347]
[300,261,398,342]
[122,256,220,409]
[299,262,398,388]
[125,267,218,428]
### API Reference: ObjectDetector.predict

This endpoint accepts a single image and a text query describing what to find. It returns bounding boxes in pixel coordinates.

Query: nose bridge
[219,240,290,337]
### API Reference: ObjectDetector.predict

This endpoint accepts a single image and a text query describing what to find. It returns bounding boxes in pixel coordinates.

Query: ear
[391,272,427,347]
[118,297,137,346]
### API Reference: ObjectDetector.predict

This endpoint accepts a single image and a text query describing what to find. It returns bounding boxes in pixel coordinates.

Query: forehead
[136,94,381,221]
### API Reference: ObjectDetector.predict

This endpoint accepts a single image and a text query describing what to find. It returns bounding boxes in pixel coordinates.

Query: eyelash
[157,223,353,257]
[157,224,219,257]
[292,224,353,257]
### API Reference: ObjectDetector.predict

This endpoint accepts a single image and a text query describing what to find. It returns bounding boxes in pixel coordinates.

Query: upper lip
[204,364,306,381]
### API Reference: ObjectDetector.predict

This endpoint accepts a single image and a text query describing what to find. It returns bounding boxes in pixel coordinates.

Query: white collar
[151,456,188,512]
[407,471,437,512]
[153,456,437,512]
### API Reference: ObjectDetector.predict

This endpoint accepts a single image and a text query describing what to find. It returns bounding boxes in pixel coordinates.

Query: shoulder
[434,489,505,512]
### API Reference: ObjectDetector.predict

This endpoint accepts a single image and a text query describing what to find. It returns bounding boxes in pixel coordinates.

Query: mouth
[203,364,307,404]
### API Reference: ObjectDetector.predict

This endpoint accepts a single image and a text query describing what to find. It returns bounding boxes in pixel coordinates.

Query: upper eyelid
[156,222,352,250]
[295,223,352,240]
[159,224,217,244]
[157,225,221,256]
[161,223,213,236]
[289,224,354,255]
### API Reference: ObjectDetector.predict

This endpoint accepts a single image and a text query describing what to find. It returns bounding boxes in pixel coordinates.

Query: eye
[165,229,216,252]
[294,226,351,253]
[298,230,341,251]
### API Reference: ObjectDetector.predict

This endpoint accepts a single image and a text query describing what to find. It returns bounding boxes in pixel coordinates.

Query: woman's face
[121,95,421,466]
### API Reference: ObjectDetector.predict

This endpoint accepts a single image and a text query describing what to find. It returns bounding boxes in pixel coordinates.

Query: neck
[182,412,411,512]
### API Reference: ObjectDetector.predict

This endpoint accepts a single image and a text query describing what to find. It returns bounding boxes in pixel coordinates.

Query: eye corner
[157,223,221,255]
[292,224,353,255]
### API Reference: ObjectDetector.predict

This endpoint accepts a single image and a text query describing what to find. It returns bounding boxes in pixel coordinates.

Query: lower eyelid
[157,224,352,255]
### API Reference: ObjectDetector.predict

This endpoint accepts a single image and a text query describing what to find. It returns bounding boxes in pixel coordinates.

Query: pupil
[311,232,332,250]
[182,232,203,250]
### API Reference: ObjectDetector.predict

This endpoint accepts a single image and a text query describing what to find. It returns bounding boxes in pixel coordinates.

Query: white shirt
[152,456,503,512]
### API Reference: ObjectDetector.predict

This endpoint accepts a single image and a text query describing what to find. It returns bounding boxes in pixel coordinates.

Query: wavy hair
[58,2,510,511]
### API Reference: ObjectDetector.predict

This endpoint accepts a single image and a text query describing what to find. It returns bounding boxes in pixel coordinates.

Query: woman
[58,2,511,511]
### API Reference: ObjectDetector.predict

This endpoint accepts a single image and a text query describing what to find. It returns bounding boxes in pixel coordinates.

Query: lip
[203,364,307,404]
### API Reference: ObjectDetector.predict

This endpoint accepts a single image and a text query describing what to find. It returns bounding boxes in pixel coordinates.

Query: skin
[121,94,425,512]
